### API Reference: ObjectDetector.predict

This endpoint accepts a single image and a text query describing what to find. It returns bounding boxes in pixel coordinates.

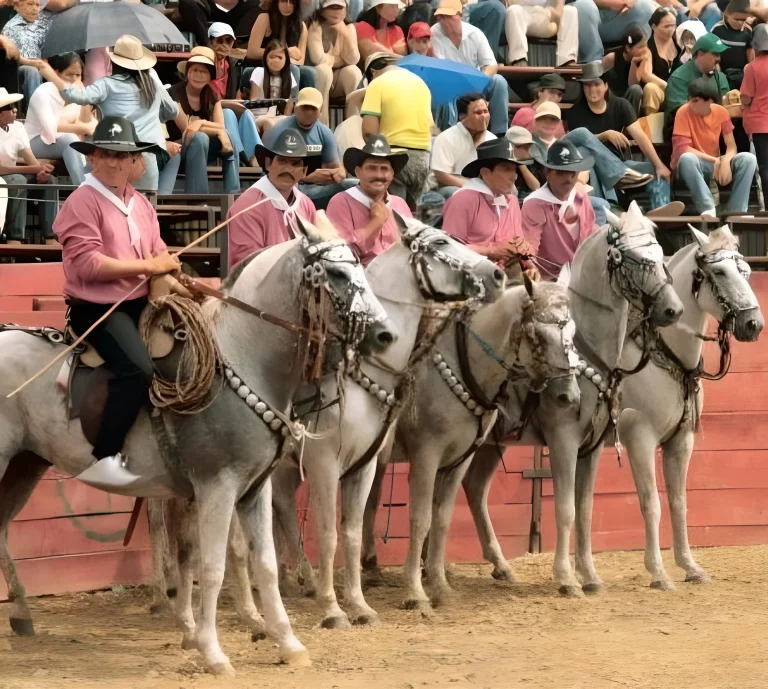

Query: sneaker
[700,209,718,219]
[75,453,142,488]
[646,201,685,218]
[615,172,654,190]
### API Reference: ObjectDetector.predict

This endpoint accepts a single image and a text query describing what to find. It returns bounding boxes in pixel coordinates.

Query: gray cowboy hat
[576,61,605,83]
[254,126,310,170]
[70,116,158,155]
[343,134,409,175]
[531,139,594,172]
[462,137,532,178]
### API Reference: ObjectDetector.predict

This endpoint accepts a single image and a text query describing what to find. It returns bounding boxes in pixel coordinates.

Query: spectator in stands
[673,76,756,217]
[166,47,241,194]
[0,34,19,99]
[355,0,406,62]
[466,0,506,65]
[40,35,180,193]
[442,138,535,271]
[24,52,94,186]
[602,24,649,116]
[268,86,355,208]
[565,61,670,183]
[361,52,433,210]
[665,33,731,115]
[406,21,432,56]
[227,126,316,268]
[249,39,298,108]
[431,0,514,138]
[179,0,261,50]
[326,134,411,265]
[686,0,724,31]
[399,0,433,42]
[208,23,245,100]
[246,0,315,92]
[741,24,768,200]
[430,91,495,200]
[644,7,679,115]
[506,125,540,199]
[571,0,656,64]
[510,73,566,137]
[2,0,78,108]
[523,139,597,280]
[307,0,363,125]
[505,0,579,69]
[711,0,753,90]
[0,87,55,243]
[675,20,708,68]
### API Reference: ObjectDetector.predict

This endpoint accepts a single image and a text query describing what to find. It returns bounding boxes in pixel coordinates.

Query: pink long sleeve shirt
[325,186,412,266]
[53,183,166,304]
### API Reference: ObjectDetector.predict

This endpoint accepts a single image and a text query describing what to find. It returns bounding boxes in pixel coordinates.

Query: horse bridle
[692,248,752,331]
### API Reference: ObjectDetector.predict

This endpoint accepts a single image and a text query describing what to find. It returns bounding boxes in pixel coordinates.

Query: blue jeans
[299,178,357,210]
[698,3,723,31]
[2,173,56,239]
[573,0,656,63]
[29,133,86,186]
[182,132,240,194]
[466,0,506,64]
[589,196,611,226]
[223,108,261,165]
[436,185,460,200]
[562,127,627,190]
[676,151,757,213]
[18,65,42,112]
[158,152,181,195]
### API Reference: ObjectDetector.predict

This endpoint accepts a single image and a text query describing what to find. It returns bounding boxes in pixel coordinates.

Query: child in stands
[711,0,754,89]
[249,39,298,109]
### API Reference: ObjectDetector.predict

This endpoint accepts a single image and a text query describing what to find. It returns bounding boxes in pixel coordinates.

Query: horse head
[689,225,764,342]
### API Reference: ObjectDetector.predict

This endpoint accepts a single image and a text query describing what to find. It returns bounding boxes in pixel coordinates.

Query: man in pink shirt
[442,138,535,273]
[522,139,598,280]
[326,134,412,266]
[227,127,317,269]
[53,116,181,487]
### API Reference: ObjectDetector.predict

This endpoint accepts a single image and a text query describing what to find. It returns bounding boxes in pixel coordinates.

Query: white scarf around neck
[523,182,578,222]
[252,175,303,228]
[345,184,391,210]
[82,173,141,252]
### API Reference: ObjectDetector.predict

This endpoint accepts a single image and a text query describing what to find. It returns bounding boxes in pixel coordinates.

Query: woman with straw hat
[40,35,180,193]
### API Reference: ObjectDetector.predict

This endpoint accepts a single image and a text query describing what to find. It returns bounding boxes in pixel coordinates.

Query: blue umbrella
[397,53,491,106]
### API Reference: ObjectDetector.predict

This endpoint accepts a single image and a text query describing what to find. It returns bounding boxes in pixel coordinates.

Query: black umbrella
[41,1,189,58]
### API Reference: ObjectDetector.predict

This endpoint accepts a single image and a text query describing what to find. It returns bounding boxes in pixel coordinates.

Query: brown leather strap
[123,497,144,547]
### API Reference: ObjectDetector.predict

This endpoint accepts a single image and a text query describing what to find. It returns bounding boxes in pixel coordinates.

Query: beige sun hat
[0,88,23,109]
[108,34,157,71]
[177,47,216,78]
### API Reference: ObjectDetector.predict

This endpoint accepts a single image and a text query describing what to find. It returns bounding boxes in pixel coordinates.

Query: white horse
[617,225,763,589]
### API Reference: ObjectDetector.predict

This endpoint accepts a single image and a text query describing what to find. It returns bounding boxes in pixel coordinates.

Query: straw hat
[108,34,157,71]
[0,88,23,109]
[177,47,216,78]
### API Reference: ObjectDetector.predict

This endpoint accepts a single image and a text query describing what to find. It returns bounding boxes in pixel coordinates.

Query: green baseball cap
[693,33,729,54]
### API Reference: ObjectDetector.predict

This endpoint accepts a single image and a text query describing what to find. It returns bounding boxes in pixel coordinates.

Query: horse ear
[605,210,622,229]
[523,272,535,298]
[289,213,309,240]
[393,211,409,236]
[687,224,709,248]
[618,201,642,234]
[556,263,571,288]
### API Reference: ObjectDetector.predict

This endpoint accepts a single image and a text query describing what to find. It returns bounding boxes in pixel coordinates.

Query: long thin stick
[5,197,271,399]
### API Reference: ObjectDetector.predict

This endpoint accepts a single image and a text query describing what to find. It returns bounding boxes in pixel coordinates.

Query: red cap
[408,22,432,40]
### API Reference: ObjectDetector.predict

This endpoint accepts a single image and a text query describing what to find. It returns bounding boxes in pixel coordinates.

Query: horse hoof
[208,662,236,677]
[321,614,351,630]
[352,612,380,627]
[166,587,177,599]
[282,649,312,667]
[685,572,712,584]
[491,567,517,583]
[364,574,384,588]
[9,617,34,636]
[251,631,267,642]
[302,586,317,599]
[404,599,435,618]
[558,585,585,598]
[650,580,675,591]
[181,636,197,651]
[582,582,604,595]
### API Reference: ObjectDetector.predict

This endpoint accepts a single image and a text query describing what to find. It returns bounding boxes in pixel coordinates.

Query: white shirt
[25,82,82,145]
[431,122,496,175]
[250,67,298,98]
[430,21,496,71]
[0,121,30,167]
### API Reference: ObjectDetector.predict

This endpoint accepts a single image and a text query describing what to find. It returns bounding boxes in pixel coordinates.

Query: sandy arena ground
[1,545,768,689]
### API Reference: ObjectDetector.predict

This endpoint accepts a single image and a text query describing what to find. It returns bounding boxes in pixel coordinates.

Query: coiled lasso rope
[139,294,222,414]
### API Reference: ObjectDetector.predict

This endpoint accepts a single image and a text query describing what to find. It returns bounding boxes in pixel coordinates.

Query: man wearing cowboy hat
[325,133,412,266]
[522,139,598,280]
[226,126,317,269]
[442,138,535,270]
[53,115,181,487]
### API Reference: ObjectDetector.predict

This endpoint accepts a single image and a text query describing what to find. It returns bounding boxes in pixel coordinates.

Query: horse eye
[433,238,449,246]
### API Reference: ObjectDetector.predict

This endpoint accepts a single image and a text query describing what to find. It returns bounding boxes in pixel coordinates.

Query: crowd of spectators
[0,0,766,277]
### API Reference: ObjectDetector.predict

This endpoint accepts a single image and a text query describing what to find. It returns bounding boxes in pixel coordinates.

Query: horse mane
[300,211,339,243]
[702,226,740,253]
[220,253,258,293]
[530,281,569,314]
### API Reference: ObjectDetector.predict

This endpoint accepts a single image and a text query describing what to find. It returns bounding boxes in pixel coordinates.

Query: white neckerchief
[523,183,578,222]
[459,177,509,218]
[252,175,302,229]
[344,184,391,210]
[82,173,141,252]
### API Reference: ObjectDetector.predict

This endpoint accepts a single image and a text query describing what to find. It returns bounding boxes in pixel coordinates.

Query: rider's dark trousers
[68,298,153,460]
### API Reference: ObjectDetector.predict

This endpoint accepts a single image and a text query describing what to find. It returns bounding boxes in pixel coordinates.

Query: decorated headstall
[606,223,672,312]
[692,247,751,328]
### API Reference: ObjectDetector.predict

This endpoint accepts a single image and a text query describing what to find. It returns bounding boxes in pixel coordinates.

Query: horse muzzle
[359,317,398,355]
[476,261,506,303]
[648,284,684,327]
[733,307,764,343]
[546,374,581,409]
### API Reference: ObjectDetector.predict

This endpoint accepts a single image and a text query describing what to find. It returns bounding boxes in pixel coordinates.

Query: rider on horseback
[53,116,181,487]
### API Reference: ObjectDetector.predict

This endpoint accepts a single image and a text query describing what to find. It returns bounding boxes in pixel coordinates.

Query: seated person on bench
[53,116,182,487]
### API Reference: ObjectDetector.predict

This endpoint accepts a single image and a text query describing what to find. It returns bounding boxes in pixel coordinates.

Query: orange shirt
[671,103,734,169]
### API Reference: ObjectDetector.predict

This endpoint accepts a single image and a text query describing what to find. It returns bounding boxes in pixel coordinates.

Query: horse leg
[662,428,711,584]
[168,498,198,649]
[361,453,388,585]
[462,445,516,582]
[574,443,604,593]
[340,459,379,626]
[191,480,237,675]
[226,514,268,640]
[0,452,49,636]
[427,458,471,607]
[237,478,310,666]
[621,409,672,590]
[148,499,176,615]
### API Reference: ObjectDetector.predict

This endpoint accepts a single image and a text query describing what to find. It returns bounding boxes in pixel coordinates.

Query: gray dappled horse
[0,218,395,676]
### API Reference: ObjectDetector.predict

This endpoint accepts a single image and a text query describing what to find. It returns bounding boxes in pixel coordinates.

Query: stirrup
[75,453,142,488]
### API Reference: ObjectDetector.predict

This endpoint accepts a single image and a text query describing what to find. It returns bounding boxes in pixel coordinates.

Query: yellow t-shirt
[360,68,433,151]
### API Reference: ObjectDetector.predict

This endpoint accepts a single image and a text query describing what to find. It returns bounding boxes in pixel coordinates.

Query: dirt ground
[1,545,768,689]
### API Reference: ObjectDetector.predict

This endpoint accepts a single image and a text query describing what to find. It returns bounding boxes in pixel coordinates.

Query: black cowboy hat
[531,139,594,172]
[343,134,409,176]
[576,61,605,83]
[254,126,310,170]
[461,138,532,178]
[70,116,158,155]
